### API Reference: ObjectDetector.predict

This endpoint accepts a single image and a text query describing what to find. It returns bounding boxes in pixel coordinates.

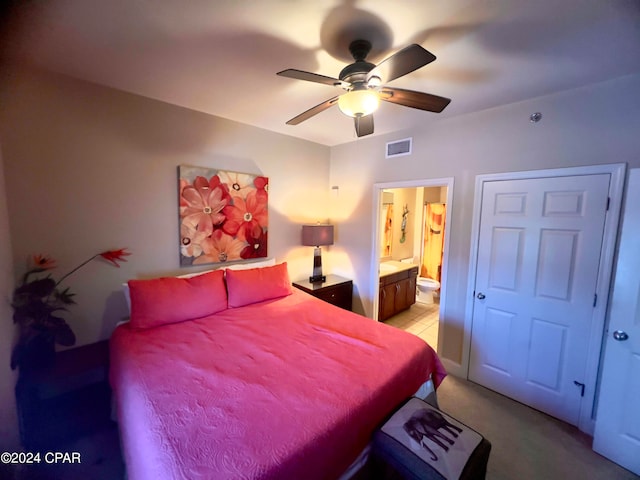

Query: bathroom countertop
[379,261,419,277]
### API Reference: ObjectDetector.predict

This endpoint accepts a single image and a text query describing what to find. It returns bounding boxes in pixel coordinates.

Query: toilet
[399,258,440,304]
[416,277,440,304]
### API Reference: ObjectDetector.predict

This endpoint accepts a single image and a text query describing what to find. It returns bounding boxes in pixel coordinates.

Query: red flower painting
[180,175,231,234]
[178,166,269,266]
[241,226,268,259]
[222,190,268,241]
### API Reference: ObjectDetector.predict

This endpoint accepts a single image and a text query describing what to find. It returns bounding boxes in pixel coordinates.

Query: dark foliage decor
[11,249,130,370]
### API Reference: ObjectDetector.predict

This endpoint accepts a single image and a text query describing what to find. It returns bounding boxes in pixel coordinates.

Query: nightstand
[15,340,112,449]
[293,275,353,311]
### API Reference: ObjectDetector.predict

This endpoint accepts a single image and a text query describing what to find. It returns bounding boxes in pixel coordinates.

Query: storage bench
[371,397,491,480]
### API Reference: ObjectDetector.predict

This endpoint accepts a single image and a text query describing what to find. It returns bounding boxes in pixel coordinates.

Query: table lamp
[301,224,334,283]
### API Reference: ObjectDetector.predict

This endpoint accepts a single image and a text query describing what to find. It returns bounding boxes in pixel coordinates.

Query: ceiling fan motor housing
[349,39,372,62]
[339,61,375,84]
[339,39,376,85]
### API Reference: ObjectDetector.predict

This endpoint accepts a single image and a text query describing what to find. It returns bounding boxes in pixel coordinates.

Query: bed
[110,262,445,480]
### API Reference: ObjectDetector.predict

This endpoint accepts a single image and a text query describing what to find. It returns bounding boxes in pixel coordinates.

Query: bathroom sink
[379,263,398,274]
[379,260,419,276]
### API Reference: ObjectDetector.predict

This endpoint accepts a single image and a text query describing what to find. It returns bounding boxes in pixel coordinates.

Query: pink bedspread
[110,289,445,480]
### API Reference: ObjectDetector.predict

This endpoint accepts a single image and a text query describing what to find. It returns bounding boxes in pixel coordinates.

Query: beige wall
[0,143,20,449]
[330,73,640,371]
[423,186,446,204]
[0,67,331,347]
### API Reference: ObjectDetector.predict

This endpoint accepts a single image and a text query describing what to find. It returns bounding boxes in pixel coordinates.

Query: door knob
[613,330,629,341]
[476,293,486,300]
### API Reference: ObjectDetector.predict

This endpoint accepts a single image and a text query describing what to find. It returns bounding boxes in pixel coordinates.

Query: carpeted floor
[3,375,637,479]
[435,375,638,480]
[0,423,124,480]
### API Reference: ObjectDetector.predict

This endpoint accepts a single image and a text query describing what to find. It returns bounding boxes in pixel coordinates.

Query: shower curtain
[421,203,446,281]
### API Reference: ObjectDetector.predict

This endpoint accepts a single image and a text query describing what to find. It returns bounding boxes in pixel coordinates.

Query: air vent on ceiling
[386,137,412,158]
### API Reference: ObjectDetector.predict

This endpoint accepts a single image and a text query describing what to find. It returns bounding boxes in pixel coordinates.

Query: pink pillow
[128,269,227,329]
[226,262,293,308]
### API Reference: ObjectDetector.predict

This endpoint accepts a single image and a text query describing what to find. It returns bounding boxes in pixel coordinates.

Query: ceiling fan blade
[368,44,436,84]
[379,87,451,113]
[354,114,374,137]
[277,69,347,88]
[285,96,340,125]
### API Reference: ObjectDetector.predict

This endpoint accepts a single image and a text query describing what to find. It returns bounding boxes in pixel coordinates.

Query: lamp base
[310,246,326,283]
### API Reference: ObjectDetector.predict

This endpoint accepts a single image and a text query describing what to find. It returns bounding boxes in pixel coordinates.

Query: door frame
[371,177,454,348]
[463,163,626,434]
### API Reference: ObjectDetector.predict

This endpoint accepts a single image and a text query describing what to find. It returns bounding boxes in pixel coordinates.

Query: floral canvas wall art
[179,166,268,266]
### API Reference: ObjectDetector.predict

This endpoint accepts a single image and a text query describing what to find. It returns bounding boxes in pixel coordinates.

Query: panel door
[593,169,640,474]
[469,174,610,425]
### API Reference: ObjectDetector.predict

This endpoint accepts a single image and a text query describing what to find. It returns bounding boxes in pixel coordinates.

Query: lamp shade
[337,89,380,117]
[301,224,334,247]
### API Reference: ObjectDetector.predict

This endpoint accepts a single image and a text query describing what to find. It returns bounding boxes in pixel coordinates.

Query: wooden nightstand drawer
[293,275,353,311]
[313,283,352,310]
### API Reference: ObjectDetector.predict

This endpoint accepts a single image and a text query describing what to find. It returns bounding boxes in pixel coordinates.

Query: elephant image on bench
[403,408,464,461]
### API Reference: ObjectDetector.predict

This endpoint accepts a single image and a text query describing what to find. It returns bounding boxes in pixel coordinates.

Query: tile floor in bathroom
[383,299,440,351]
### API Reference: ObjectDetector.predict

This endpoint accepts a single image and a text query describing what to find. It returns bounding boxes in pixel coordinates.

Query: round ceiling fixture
[338,87,380,117]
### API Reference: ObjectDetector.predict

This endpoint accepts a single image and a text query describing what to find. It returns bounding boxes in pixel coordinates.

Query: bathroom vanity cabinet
[378,266,418,321]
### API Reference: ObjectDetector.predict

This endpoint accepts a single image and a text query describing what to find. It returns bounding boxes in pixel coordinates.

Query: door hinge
[606,197,610,211]
[593,293,598,307]
[574,381,585,397]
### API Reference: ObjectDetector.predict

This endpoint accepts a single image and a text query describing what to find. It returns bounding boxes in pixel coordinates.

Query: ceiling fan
[277,39,451,137]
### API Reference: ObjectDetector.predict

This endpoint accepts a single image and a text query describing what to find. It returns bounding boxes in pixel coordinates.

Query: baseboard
[441,357,466,379]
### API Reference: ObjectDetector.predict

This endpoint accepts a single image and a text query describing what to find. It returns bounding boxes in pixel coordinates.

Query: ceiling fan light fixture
[338,88,379,117]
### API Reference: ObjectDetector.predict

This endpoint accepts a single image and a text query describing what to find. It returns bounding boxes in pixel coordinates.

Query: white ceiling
[3,0,640,146]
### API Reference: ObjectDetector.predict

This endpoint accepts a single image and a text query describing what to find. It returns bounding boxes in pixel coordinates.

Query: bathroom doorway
[372,178,454,353]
